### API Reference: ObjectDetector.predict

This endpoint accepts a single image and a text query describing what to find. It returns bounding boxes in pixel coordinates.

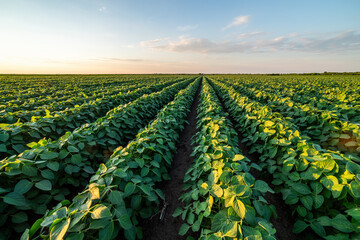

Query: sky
[0,0,359,74]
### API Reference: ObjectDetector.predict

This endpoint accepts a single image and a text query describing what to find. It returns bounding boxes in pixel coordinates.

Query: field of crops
[0,74,359,240]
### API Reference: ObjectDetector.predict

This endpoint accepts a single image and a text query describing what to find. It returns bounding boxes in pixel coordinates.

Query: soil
[142,83,202,240]
[213,86,301,240]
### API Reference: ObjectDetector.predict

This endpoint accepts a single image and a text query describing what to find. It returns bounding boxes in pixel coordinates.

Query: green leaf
[349,180,360,198]
[4,192,28,206]
[0,144,7,152]
[65,232,84,240]
[187,212,195,225]
[91,205,112,219]
[47,162,60,171]
[233,199,246,219]
[119,214,132,230]
[67,146,79,153]
[41,169,55,180]
[292,183,311,195]
[40,151,59,160]
[130,195,141,209]
[212,210,227,232]
[173,208,183,217]
[313,195,324,209]
[49,218,70,240]
[41,208,67,227]
[345,208,360,221]
[13,144,26,153]
[22,165,37,177]
[109,191,123,205]
[254,180,274,193]
[12,212,28,223]
[99,221,114,240]
[310,221,326,237]
[300,196,313,210]
[293,220,308,234]
[0,132,10,142]
[331,214,354,233]
[346,162,360,174]
[303,167,322,180]
[35,180,52,191]
[258,220,275,235]
[179,223,190,236]
[139,185,152,196]
[14,179,33,194]
[89,219,110,230]
[29,218,44,237]
[71,154,82,165]
[124,182,136,197]
[310,182,323,194]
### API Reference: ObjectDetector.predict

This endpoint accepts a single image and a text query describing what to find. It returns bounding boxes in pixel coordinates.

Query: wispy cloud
[98,6,107,12]
[141,30,360,54]
[223,15,251,30]
[140,38,169,47]
[237,31,264,39]
[177,24,199,31]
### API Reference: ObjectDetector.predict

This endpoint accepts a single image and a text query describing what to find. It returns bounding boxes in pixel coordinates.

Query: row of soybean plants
[0,77,185,160]
[174,79,276,240]
[230,75,360,126]
[0,74,141,98]
[209,78,360,239]
[0,75,132,108]
[0,77,196,239]
[0,75,173,118]
[217,78,360,156]
[20,77,201,240]
[219,75,360,124]
[0,77,161,124]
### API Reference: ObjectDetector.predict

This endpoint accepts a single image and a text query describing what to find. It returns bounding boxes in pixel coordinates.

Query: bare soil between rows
[142,83,202,240]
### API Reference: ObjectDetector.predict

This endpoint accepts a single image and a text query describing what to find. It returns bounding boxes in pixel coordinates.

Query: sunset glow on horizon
[0,0,359,74]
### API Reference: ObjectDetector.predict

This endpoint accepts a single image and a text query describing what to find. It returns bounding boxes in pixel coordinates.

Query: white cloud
[140,30,360,54]
[177,24,199,31]
[223,15,251,30]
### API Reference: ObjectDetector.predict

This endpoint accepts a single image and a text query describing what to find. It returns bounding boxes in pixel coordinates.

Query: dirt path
[211,82,300,240]
[142,83,201,240]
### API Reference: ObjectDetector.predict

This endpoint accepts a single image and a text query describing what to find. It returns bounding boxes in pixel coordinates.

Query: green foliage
[177,79,276,240]
[209,76,360,239]
[23,78,200,240]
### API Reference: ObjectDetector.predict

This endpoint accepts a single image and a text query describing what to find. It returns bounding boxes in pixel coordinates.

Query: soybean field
[0,74,359,240]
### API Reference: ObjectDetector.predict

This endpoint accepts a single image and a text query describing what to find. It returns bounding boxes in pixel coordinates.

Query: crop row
[0,78,185,160]
[175,78,276,239]
[0,77,173,124]
[209,77,360,239]
[0,75,165,103]
[0,78,195,239]
[21,77,201,240]
[218,79,360,155]
[0,80,147,123]
[217,75,360,124]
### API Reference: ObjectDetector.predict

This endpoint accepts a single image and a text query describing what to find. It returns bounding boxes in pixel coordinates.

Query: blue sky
[0,0,359,73]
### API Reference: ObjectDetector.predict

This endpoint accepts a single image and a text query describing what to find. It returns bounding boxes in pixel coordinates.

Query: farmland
[0,74,359,240]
